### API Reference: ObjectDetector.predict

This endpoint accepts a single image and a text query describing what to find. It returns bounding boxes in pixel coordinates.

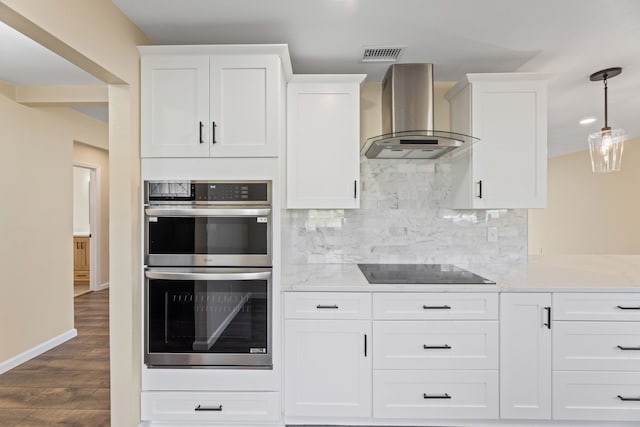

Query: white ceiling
[2,1,640,154]
[0,21,108,122]
[0,21,103,86]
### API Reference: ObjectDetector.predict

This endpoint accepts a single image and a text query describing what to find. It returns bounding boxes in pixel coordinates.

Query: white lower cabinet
[373,370,499,419]
[282,290,640,426]
[373,320,498,370]
[500,293,552,420]
[284,318,371,417]
[552,292,640,423]
[554,371,640,421]
[141,391,280,423]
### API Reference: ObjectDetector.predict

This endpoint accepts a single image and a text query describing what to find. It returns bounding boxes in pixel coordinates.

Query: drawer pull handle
[617,345,640,351]
[423,344,452,350]
[195,404,223,411]
[422,305,451,310]
[617,305,640,310]
[423,393,451,399]
[316,304,339,309]
[617,395,640,402]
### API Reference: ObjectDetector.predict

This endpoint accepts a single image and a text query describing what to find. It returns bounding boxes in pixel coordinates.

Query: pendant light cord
[603,75,609,129]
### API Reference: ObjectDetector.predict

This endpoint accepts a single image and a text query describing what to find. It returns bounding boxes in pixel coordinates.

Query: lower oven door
[145,268,272,368]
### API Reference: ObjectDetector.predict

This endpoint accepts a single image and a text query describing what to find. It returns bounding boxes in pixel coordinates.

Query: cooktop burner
[357,263,495,285]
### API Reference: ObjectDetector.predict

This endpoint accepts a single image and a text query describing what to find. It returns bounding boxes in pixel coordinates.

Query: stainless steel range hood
[362,63,478,159]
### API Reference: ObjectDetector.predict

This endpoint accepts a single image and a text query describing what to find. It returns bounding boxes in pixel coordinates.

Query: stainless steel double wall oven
[144,180,272,368]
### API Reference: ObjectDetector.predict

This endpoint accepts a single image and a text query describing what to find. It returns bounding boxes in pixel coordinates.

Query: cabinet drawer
[553,321,640,371]
[374,321,498,370]
[553,371,640,422]
[554,293,640,321]
[373,293,498,320]
[284,292,371,319]
[141,391,279,422]
[373,370,498,419]
[74,271,90,280]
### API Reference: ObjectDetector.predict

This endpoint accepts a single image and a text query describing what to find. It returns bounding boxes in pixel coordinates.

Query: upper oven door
[145,206,272,267]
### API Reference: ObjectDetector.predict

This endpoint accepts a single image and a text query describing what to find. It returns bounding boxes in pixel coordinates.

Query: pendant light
[588,67,626,173]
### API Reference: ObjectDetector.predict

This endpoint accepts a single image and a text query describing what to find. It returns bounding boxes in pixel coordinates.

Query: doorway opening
[73,162,101,296]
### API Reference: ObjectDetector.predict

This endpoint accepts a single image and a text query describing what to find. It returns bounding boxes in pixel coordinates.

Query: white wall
[0,3,150,425]
[73,166,91,234]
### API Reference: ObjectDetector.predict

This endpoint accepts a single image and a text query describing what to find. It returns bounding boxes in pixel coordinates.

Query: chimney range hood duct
[362,63,478,159]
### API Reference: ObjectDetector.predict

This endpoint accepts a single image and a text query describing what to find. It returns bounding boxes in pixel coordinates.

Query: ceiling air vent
[362,46,405,63]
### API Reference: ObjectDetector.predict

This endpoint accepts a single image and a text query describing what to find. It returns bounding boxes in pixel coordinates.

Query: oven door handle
[145,270,272,281]
[145,207,271,217]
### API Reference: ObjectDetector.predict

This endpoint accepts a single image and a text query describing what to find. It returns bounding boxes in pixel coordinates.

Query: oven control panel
[146,180,270,204]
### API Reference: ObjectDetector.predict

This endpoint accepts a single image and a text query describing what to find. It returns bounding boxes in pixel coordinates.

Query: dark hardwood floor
[0,290,110,426]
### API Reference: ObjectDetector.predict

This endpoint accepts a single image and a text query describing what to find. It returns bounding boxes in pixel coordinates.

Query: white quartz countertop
[282,255,640,293]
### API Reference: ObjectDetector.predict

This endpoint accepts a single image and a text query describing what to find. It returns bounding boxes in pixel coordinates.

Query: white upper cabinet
[446,74,547,209]
[141,55,210,158]
[140,46,290,158]
[210,55,280,157]
[287,75,366,209]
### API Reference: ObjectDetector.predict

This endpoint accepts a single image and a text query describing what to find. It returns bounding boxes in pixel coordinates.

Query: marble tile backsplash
[282,158,528,266]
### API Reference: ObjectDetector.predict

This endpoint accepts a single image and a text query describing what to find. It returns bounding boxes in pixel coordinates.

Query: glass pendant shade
[588,127,625,173]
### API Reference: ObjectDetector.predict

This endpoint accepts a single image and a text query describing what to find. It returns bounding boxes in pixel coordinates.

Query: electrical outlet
[487,227,498,242]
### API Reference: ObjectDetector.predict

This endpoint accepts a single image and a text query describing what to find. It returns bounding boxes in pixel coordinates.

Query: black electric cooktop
[357,264,495,285]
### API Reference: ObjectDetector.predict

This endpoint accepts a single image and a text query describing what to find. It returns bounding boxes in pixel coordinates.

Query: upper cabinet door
[287,76,365,209]
[447,74,547,209]
[141,55,210,158]
[210,55,280,157]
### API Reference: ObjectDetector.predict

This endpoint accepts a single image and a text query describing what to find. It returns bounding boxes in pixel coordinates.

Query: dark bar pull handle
[423,344,452,350]
[477,180,483,199]
[423,305,452,310]
[354,180,357,199]
[199,121,204,144]
[212,121,217,144]
[617,345,640,351]
[544,306,551,329]
[423,393,451,399]
[618,395,640,402]
[617,305,640,310]
[195,404,223,411]
[364,334,367,357]
[316,304,339,309]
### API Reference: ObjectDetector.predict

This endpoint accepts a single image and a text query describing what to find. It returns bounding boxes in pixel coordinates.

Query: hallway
[0,290,110,426]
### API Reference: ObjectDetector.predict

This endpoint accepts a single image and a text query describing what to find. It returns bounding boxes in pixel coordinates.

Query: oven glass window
[148,278,268,355]
[148,217,268,255]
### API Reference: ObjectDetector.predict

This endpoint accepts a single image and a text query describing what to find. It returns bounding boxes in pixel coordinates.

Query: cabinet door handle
[423,393,451,399]
[423,305,451,310]
[617,345,640,351]
[316,304,339,309]
[617,305,640,310]
[199,121,204,144]
[364,334,367,357]
[617,395,640,402]
[543,306,551,329]
[354,180,357,199]
[212,121,217,144]
[476,180,483,199]
[194,404,223,411]
[423,344,452,350]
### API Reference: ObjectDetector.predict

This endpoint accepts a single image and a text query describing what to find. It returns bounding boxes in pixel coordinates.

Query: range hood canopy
[362,63,478,159]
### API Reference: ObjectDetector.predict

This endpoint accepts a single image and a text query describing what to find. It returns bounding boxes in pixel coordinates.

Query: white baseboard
[0,328,77,375]
[97,281,109,291]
